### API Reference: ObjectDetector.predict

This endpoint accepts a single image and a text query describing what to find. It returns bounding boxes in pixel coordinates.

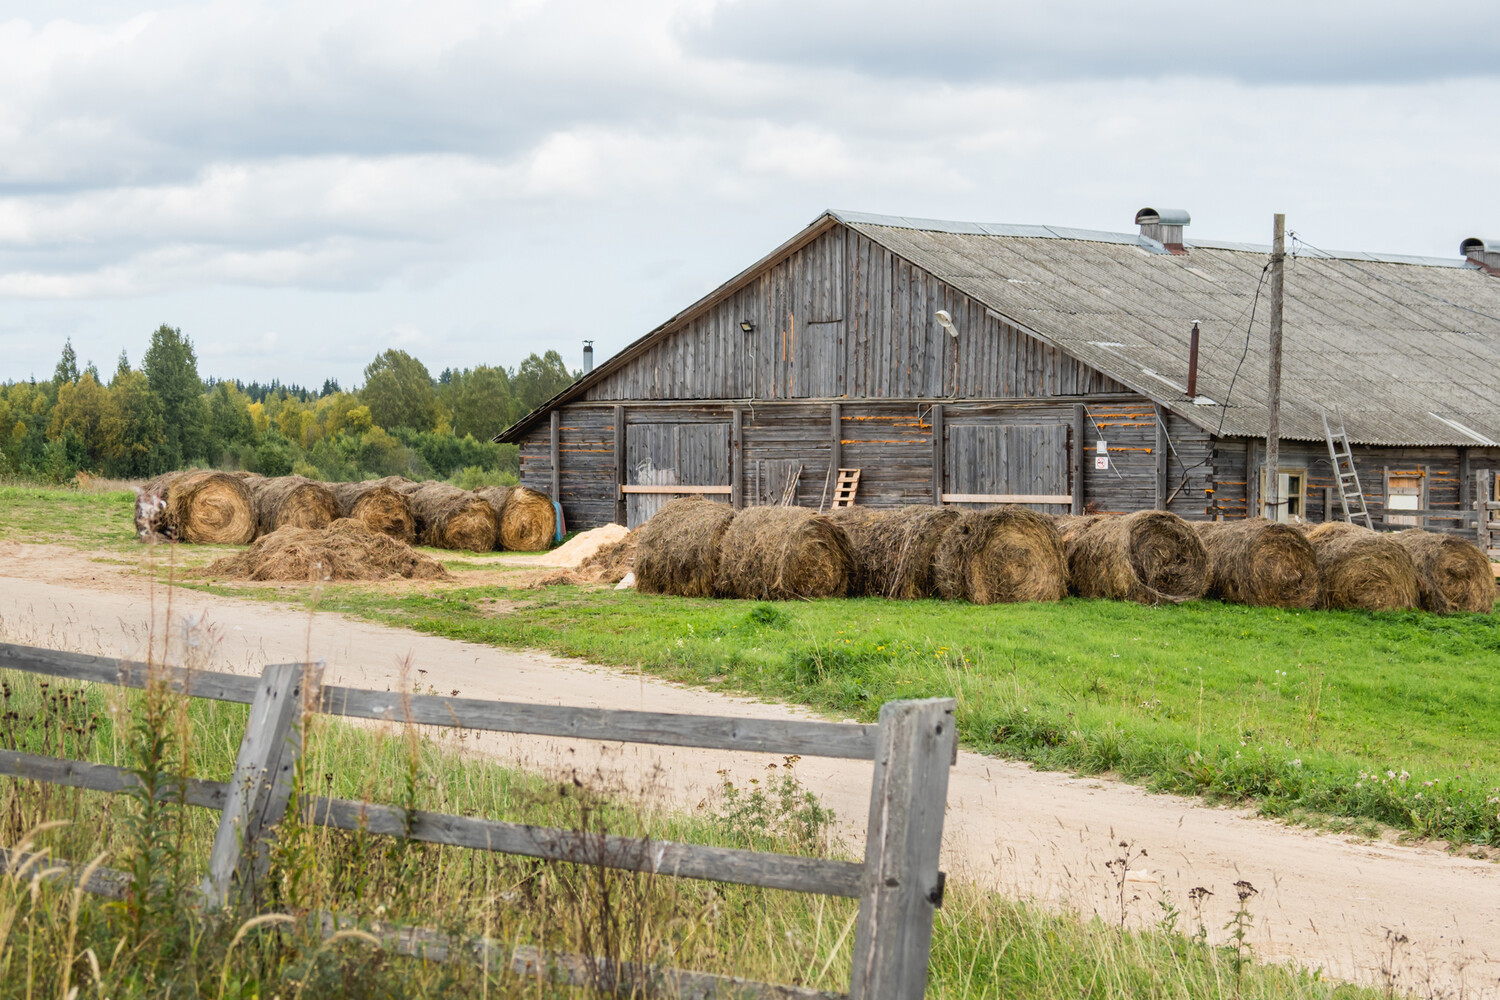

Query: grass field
[5,484,1500,850]
[0,655,1373,999]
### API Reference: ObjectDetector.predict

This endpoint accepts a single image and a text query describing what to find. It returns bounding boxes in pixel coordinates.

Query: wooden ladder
[1321,409,1373,528]
[830,468,862,508]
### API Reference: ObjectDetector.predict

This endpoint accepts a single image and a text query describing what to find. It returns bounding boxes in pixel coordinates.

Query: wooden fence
[1477,471,1500,562]
[0,641,956,999]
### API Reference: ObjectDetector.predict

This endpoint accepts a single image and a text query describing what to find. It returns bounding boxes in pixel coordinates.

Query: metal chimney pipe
[1186,321,1200,399]
[583,340,594,374]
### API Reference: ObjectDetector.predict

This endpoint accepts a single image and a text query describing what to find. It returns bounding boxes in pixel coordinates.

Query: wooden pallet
[829,468,861,508]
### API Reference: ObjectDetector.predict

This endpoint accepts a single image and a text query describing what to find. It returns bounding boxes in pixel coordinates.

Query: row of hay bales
[138,470,557,551]
[628,498,1495,614]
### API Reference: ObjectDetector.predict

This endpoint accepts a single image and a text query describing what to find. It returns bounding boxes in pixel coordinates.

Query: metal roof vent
[1461,237,1500,275]
[1136,207,1190,255]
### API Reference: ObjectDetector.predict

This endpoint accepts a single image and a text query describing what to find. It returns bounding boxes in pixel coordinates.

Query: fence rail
[0,641,956,999]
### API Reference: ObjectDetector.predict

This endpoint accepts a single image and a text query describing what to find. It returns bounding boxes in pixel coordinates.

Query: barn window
[1257,467,1307,522]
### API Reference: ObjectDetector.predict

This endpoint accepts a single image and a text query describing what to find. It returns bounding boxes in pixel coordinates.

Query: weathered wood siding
[581,225,1128,405]
[841,403,934,506]
[1209,439,1500,529]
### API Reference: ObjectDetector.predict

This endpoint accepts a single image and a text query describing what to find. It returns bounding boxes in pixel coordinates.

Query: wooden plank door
[945,423,1069,513]
[1385,468,1426,527]
[625,423,731,528]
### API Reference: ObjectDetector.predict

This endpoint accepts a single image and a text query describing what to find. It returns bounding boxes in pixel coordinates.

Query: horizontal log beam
[317,686,880,760]
[306,796,866,898]
[0,748,228,809]
[940,493,1074,505]
[0,643,262,703]
[619,485,733,495]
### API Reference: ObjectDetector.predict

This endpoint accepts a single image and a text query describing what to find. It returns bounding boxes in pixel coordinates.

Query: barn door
[945,423,1070,514]
[625,422,731,528]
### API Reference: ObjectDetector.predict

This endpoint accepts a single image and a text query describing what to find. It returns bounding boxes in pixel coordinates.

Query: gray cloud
[688,0,1500,85]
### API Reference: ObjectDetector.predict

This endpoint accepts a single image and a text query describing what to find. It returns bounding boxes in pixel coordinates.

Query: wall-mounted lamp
[935,310,959,338]
[739,320,754,334]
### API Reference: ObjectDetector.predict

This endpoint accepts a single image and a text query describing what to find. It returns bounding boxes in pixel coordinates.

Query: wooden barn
[496,209,1500,546]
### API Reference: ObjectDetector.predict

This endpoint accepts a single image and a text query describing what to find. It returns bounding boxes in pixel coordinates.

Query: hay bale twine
[1193,519,1319,608]
[204,518,450,582]
[634,497,736,596]
[248,476,338,536]
[405,481,498,551]
[825,506,959,598]
[1061,510,1209,604]
[1392,529,1494,614]
[931,507,1068,604]
[499,486,557,552]
[1304,522,1420,611]
[162,471,257,545]
[715,506,852,600]
[329,481,417,545]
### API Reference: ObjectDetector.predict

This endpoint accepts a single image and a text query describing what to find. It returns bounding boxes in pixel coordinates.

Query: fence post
[202,661,314,908]
[848,698,957,1000]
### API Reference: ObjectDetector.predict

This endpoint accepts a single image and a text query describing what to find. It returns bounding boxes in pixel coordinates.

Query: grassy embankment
[6,484,1500,849]
[0,655,1368,999]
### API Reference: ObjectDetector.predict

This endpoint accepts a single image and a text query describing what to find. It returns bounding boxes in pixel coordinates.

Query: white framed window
[1258,467,1307,522]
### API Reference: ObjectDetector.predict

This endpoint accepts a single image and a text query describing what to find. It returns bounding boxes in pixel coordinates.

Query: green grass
[6,484,1500,847]
[252,583,1500,847]
[0,664,1383,999]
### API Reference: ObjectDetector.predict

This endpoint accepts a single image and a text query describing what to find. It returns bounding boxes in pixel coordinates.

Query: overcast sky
[2,0,1497,387]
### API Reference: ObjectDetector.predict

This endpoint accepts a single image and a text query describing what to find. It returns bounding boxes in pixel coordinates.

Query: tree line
[0,325,577,485]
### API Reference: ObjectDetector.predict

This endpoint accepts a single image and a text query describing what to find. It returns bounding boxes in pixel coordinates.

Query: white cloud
[1,0,1497,386]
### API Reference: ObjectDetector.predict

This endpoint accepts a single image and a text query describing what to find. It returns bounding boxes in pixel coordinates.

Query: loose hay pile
[1392,529,1494,614]
[715,506,852,600]
[1305,522,1420,611]
[535,522,630,568]
[635,497,736,597]
[405,481,498,551]
[827,506,959,598]
[499,486,557,552]
[329,481,416,544]
[1193,519,1319,608]
[577,529,638,584]
[932,507,1068,604]
[149,471,257,545]
[249,475,338,535]
[204,518,450,582]
[1059,510,1209,604]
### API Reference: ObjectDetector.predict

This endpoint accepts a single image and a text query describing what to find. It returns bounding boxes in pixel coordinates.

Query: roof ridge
[829,209,1471,269]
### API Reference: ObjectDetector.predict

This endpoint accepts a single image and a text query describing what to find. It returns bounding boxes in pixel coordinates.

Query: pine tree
[141,325,207,470]
[53,340,80,385]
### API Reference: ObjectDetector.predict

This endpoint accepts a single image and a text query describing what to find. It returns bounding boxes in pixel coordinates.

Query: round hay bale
[248,476,338,536]
[1061,510,1209,604]
[474,485,513,525]
[163,471,256,545]
[499,486,557,552]
[1305,522,1420,611]
[405,481,498,551]
[203,518,450,582]
[367,475,419,495]
[715,506,853,600]
[1392,529,1494,614]
[329,481,417,545]
[931,507,1068,604]
[826,506,960,598]
[1193,519,1319,608]
[635,498,736,597]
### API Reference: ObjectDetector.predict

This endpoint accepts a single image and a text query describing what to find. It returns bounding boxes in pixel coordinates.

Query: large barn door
[625,423,731,528]
[945,423,1070,514]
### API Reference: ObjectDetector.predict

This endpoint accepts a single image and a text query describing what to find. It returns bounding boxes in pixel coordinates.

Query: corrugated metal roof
[835,211,1500,447]
[496,210,1500,448]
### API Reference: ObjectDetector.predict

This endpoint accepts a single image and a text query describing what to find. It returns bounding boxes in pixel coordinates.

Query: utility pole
[1266,213,1286,520]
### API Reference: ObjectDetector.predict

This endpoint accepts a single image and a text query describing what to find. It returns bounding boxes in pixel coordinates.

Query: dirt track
[0,541,1494,996]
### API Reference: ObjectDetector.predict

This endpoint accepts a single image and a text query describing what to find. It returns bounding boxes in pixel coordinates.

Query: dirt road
[0,541,1492,996]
